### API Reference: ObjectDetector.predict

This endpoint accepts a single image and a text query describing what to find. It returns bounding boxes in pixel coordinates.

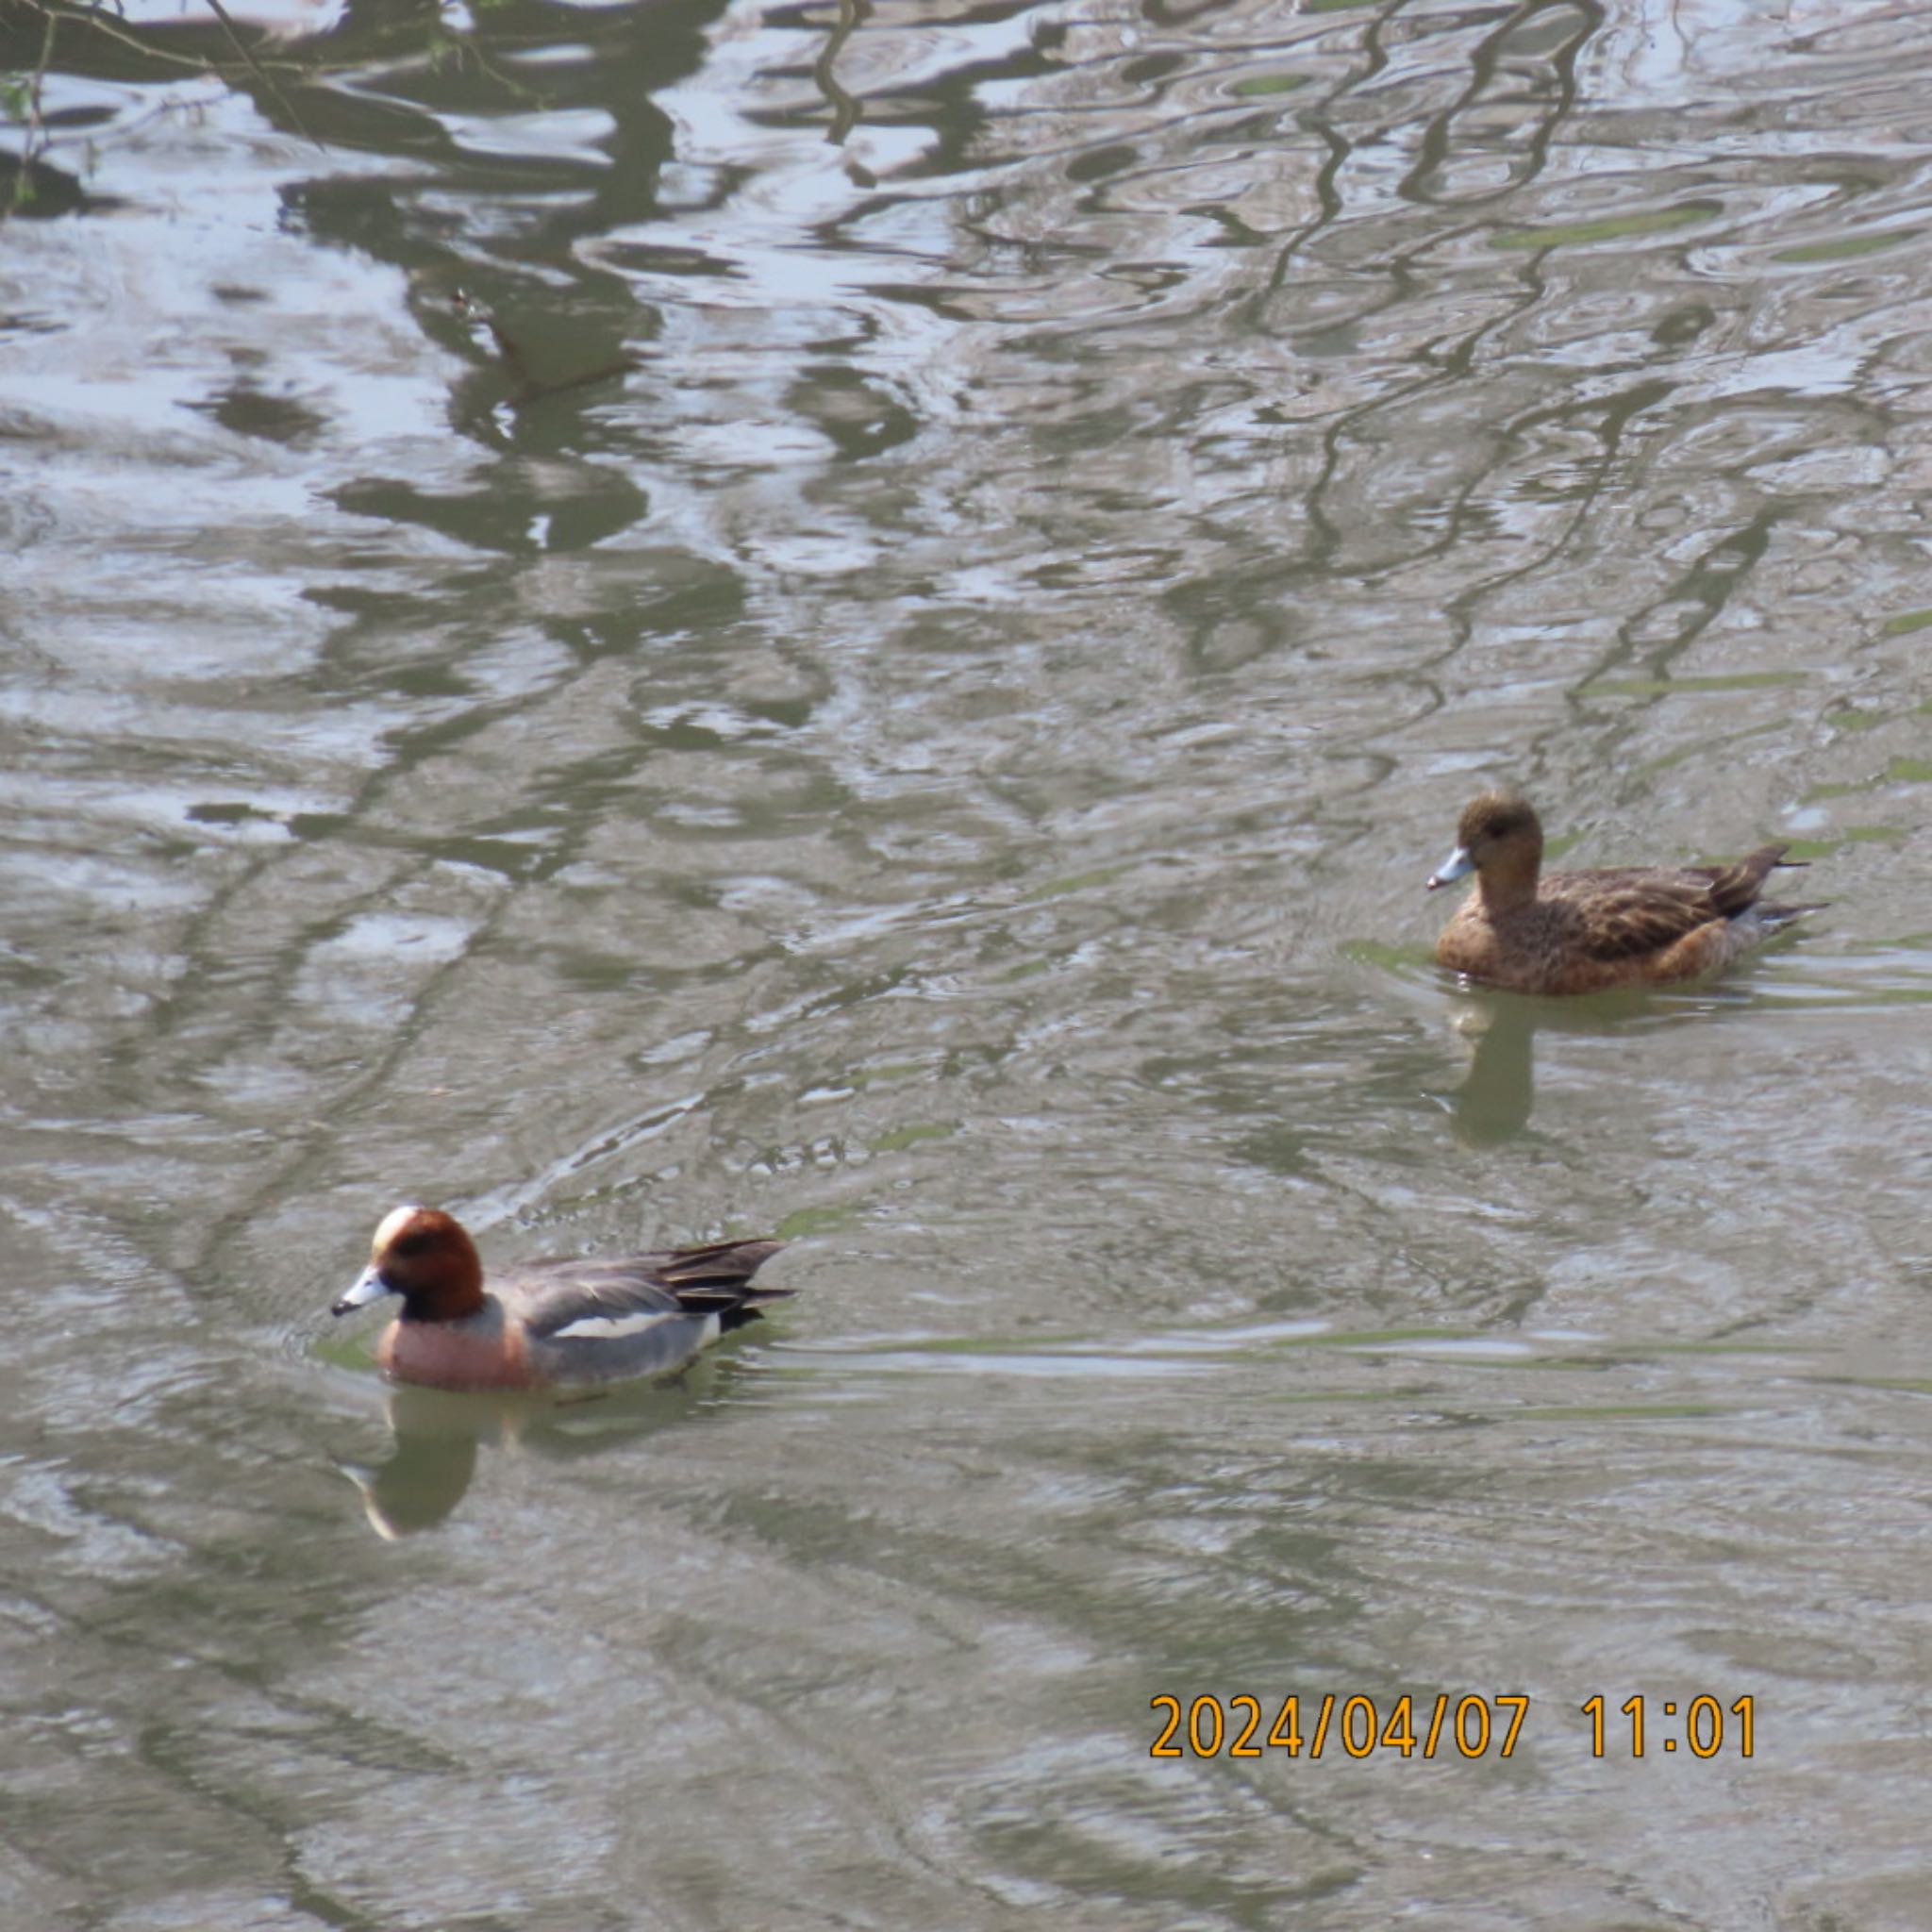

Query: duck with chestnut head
[333,1206,789,1391]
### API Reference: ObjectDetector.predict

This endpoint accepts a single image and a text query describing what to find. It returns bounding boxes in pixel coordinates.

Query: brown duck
[1425,791,1817,995]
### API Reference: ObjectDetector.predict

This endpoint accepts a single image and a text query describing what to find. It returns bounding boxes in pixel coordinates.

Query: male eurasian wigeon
[332,1205,790,1391]
[1425,791,1818,995]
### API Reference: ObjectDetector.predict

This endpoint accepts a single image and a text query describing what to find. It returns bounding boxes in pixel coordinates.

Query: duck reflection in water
[337,1369,732,1539]
[1438,992,1540,1147]
[1436,982,1774,1148]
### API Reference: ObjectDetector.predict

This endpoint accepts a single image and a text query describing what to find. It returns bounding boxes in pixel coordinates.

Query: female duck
[332,1205,790,1391]
[1426,791,1814,995]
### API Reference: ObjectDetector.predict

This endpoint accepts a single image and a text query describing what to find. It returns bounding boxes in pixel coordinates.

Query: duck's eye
[391,1231,434,1257]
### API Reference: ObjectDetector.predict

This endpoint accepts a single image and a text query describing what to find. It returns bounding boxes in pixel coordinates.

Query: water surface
[3,0,1931,1925]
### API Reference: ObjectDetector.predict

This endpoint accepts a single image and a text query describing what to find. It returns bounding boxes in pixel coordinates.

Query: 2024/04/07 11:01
[1149,1692,1757,1760]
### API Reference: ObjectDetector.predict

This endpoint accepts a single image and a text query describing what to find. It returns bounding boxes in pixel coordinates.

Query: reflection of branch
[4,8,57,216]
[36,3,223,75]
[16,0,541,144]
[814,0,870,146]
[200,0,319,147]
[425,22,542,107]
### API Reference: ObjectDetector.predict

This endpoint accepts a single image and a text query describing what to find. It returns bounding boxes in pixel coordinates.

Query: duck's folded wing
[1543,874,1725,961]
[1544,845,1793,962]
[511,1241,790,1340]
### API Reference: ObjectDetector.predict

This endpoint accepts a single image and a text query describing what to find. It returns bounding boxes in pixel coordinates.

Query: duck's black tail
[1704,842,1792,916]
[656,1239,791,1329]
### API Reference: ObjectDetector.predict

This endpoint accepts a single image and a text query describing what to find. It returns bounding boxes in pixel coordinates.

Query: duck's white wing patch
[536,1308,724,1383]
[551,1310,693,1341]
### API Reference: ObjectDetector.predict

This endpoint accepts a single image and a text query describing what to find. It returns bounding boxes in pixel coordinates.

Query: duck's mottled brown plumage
[1426,791,1818,995]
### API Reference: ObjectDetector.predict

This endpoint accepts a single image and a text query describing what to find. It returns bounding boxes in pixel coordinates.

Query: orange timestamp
[1150,1692,1531,1760]
[1150,1692,1758,1760]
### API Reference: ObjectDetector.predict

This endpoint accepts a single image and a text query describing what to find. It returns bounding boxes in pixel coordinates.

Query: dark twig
[200,0,322,149]
[4,7,58,216]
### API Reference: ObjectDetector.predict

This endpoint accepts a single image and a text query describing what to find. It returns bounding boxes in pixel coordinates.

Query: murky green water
[4,0,1931,1924]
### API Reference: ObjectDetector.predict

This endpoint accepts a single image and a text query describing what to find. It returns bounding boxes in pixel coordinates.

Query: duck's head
[333,1205,485,1324]
[1427,791,1543,891]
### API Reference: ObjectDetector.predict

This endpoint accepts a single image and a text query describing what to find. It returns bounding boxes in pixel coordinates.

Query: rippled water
[4,0,1932,1925]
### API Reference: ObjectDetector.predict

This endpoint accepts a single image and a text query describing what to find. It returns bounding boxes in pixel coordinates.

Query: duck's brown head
[1426,791,1544,897]
[331,1205,485,1324]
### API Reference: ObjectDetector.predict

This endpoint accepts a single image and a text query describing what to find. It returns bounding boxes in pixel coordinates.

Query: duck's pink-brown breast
[378,1307,535,1391]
